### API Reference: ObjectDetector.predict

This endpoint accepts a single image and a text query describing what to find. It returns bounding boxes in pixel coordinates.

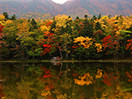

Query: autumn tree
[1,19,21,59]
[51,15,73,59]
[0,15,5,21]
[73,36,102,59]
[126,39,132,54]
[0,24,5,58]
[16,19,41,59]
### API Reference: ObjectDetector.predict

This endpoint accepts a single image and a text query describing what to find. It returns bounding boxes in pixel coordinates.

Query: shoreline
[0,59,132,63]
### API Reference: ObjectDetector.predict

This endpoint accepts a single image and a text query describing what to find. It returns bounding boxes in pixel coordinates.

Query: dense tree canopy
[0,13,132,60]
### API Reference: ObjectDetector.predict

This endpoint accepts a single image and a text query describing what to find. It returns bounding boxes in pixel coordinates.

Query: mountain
[0,0,64,16]
[0,0,132,19]
[63,0,132,17]
[63,0,99,17]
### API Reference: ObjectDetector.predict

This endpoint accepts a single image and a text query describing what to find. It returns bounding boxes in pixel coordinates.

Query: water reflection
[0,62,132,99]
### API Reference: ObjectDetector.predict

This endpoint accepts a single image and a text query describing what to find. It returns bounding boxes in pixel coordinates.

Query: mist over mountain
[63,0,132,17]
[0,0,132,19]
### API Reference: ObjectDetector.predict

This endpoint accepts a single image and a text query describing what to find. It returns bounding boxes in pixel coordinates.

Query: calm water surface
[0,62,132,99]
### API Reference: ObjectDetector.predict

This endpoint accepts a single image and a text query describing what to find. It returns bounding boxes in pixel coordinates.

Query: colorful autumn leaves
[0,14,132,60]
[74,69,103,86]
[37,65,132,99]
[40,15,132,59]
[0,24,4,33]
[0,24,4,40]
[0,24,5,49]
[74,37,103,53]
[126,39,132,54]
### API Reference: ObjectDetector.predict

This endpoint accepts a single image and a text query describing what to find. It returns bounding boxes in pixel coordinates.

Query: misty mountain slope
[63,0,132,17]
[0,1,25,15]
[0,0,132,18]
[63,0,100,17]
[88,0,132,15]
[24,0,64,15]
[0,0,64,16]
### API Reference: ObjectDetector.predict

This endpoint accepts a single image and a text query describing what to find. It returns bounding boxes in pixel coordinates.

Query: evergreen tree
[108,15,111,19]
[98,14,101,19]
[50,18,56,33]
[30,18,37,30]
[95,22,102,30]
[84,14,88,19]
[28,19,30,22]
[10,14,16,20]
[3,12,9,20]
[80,18,94,37]
[92,15,97,20]
[76,16,79,20]
[120,15,123,19]
[68,16,71,18]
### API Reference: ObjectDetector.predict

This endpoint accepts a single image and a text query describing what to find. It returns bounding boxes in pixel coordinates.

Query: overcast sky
[0,0,31,2]
[51,0,68,4]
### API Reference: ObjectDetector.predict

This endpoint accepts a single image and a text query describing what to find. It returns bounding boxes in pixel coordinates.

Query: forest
[0,12,132,60]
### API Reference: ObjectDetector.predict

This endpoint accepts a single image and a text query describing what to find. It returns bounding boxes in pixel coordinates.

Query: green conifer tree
[10,14,16,20]
[95,22,102,30]
[3,12,9,21]
[98,14,101,19]
[30,18,37,31]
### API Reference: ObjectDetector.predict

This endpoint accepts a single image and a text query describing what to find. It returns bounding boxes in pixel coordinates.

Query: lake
[0,62,132,99]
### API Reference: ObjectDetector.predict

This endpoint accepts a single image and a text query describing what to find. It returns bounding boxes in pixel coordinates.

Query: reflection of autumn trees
[74,73,93,86]
[126,67,132,82]
[0,65,43,99]
[39,64,132,99]
[73,65,132,99]
[0,63,132,99]
[0,68,4,98]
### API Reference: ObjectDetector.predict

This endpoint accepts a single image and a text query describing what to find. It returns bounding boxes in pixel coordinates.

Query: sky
[51,0,68,4]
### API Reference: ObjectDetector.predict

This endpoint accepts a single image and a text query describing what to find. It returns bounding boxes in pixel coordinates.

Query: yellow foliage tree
[4,20,13,25]
[40,20,53,32]
[16,20,30,39]
[0,15,5,21]
[74,36,93,48]
[95,15,132,36]
[95,43,102,53]
[55,14,72,28]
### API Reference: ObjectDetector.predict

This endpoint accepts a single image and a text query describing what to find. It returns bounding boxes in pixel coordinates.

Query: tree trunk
[66,52,68,59]
[58,44,63,60]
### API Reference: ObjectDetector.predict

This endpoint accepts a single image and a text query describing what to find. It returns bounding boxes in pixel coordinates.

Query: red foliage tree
[126,39,132,54]
[42,33,53,55]
[38,32,54,55]
[0,24,4,33]
[102,35,119,55]
[0,24,5,48]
